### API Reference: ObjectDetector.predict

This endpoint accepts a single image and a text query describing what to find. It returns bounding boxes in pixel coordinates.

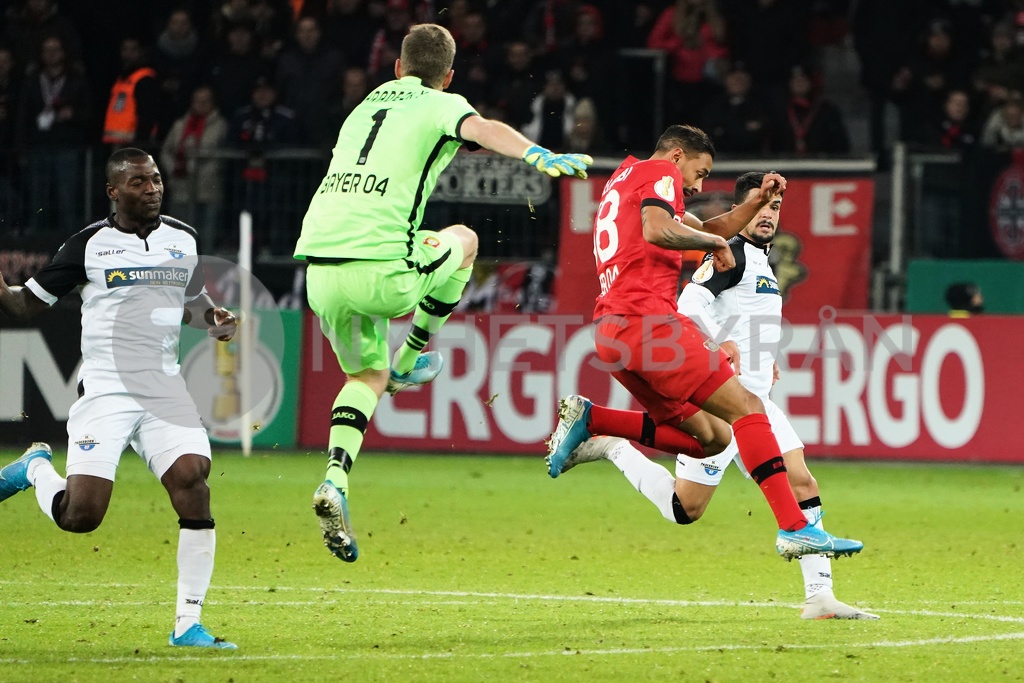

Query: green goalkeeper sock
[325,381,379,496]
[393,266,472,375]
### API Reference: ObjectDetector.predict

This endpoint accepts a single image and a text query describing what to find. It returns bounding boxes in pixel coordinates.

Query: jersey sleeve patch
[690,242,746,297]
[654,175,675,202]
[692,258,714,284]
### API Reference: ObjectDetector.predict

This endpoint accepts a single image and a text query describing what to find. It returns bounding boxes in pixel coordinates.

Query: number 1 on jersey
[357,109,389,165]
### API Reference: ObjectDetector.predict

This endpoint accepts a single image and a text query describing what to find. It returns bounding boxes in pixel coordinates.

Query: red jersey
[592,156,686,319]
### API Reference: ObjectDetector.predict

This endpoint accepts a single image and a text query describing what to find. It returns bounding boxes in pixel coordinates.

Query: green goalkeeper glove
[522,145,593,179]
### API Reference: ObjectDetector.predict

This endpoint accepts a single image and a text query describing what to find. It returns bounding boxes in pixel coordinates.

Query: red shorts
[594,313,734,426]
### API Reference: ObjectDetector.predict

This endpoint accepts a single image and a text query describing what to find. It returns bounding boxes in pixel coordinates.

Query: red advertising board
[554,175,874,318]
[299,312,1023,463]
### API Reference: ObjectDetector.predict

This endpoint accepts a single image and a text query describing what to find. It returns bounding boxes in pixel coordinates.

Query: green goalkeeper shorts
[306,230,466,374]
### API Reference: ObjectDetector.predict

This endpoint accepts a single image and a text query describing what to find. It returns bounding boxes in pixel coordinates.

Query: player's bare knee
[682,499,706,522]
[672,482,711,524]
[741,390,766,417]
[443,224,478,267]
[704,424,732,457]
[58,504,105,533]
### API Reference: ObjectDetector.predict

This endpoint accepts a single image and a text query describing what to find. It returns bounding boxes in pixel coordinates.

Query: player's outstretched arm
[0,271,49,321]
[459,115,592,178]
[183,293,237,342]
[640,206,734,271]
[687,172,787,239]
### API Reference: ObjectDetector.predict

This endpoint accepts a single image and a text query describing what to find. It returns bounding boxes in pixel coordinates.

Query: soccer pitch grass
[1,451,1022,682]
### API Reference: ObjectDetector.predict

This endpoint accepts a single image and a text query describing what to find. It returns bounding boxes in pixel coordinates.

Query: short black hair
[106,147,152,183]
[655,124,715,159]
[945,282,979,310]
[733,171,782,204]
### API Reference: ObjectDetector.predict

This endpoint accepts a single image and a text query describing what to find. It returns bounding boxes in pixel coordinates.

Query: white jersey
[677,235,782,399]
[25,215,206,397]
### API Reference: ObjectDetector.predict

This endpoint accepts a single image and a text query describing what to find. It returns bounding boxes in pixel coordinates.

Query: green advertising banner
[179,308,302,448]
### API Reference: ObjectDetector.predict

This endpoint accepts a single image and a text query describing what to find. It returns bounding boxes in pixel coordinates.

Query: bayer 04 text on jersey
[318,171,389,197]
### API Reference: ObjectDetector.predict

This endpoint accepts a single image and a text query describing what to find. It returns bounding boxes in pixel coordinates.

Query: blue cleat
[386,351,444,396]
[776,525,864,560]
[0,442,52,503]
[545,395,593,478]
[168,623,238,649]
[312,481,358,562]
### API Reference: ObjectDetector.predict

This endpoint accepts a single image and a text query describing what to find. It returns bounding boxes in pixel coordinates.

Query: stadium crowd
[0,0,1023,247]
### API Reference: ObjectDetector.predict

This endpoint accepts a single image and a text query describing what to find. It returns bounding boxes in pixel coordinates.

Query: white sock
[31,461,66,524]
[608,441,677,523]
[797,505,833,599]
[174,528,216,637]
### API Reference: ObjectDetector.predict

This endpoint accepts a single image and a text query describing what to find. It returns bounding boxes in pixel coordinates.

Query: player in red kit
[546,125,863,559]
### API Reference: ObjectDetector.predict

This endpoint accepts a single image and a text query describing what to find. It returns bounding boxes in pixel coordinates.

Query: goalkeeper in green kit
[294,23,592,562]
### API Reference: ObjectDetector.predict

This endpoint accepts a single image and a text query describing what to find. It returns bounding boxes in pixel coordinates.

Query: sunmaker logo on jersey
[755,275,780,295]
[105,267,189,288]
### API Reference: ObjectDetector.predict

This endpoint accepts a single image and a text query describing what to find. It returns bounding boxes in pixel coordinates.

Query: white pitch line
[2,632,1024,666]
[3,583,1024,624]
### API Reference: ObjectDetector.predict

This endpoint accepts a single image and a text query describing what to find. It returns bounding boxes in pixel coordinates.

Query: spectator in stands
[322,0,378,69]
[721,0,808,97]
[326,66,369,133]
[102,37,160,149]
[522,69,576,151]
[438,0,471,39]
[981,91,1024,150]
[700,61,768,154]
[15,35,91,233]
[213,0,292,53]
[0,46,21,226]
[492,41,539,130]
[852,0,922,159]
[946,282,984,317]
[567,97,611,155]
[891,18,971,144]
[608,2,659,48]
[557,4,614,122]
[451,11,501,109]
[0,46,18,152]
[159,85,228,249]
[275,15,344,145]
[647,0,729,126]
[153,8,209,138]
[228,76,299,146]
[768,64,850,155]
[523,0,584,55]
[1,0,82,70]
[972,21,1024,112]
[209,23,270,121]
[228,76,299,253]
[519,257,555,314]
[919,88,977,149]
[367,0,411,85]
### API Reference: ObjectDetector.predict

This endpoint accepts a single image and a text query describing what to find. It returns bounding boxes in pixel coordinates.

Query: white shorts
[676,398,804,486]
[66,385,211,482]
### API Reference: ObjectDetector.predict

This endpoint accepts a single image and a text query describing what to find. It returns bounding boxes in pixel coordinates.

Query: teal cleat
[545,395,593,478]
[0,442,52,503]
[776,525,864,560]
[312,481,358,562]
[386,351,444,396]
[168,623,238,649]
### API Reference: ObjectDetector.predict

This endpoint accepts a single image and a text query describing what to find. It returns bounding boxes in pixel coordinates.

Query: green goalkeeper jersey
[294,76,479,262]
